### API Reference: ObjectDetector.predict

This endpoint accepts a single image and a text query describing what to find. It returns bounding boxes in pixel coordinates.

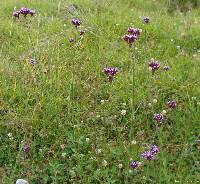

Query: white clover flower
[131,140,137,145]
[8,133,12,137]
[121,109,126,116]
[118,163,123,169]
[191,97,196,100]
[86,138,90,143]
[153,99,157,104]
[128,169,133,174]
[60,144,65,149]
[61,152,66,158]
[16,179,28,184]
[97,149,102,154]
[100,100,105,104]
[102,160,108,167]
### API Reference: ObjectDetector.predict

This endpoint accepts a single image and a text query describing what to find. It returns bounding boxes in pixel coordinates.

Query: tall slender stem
[71,28,77,125]
[130,45,135,145]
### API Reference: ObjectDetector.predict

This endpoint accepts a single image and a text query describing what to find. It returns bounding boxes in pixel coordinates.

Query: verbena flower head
[167,100,177,109]
[130,161,141,169]
[80,30,85,36]
[20,7,35,16]
[103,67,119,82]
[127,27,141,37]
[153,113,164,123]
[143,16,150,24]
[163,65,170,71]
[23,143,31,154]
[71,18,81,27]
[150,145,160,154]
[69,38,75,43]
[149,58,160,74]
[123,34,137,46]
[13,11,20,18]
[141,150,154,160]
[13,7,36,18]
[29,58,37,65]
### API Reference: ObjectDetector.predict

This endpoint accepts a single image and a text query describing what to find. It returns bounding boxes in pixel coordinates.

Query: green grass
[0,0,200,183]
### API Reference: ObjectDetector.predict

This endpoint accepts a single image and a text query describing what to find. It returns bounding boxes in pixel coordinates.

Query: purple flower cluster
[123,34,137,45]
[149,58,160,74]
[103,67,119,82]
[29,58,37,66]
[153,113,164,124]
[71,18,81,27]
[141,145,160,160]
[130,161,141,169]
[123,26,141,46]
[163,65,170,71]
[23,143,31,154]
[167,100,177,109]
[13,7,36,18]
[143,16,150,24]
[80,30,85,36]
[127,27,141,37]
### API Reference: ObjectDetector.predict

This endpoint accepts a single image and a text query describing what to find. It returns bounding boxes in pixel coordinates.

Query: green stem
[130,45,136,146]
[71,28,77,125]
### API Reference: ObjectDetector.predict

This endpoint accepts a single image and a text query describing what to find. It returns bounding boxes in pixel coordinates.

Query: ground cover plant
[0,0,200,183]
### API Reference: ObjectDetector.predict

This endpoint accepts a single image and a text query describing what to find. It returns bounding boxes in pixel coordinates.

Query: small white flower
[148,103,152,107]
[63,24,66,27]
[121,109,126,116]
[171,39,174,42]
[116,23,119,26]
[118,163,123,169]
[122,103,126,106]
[153,99,157,104]
[197,102,200,106]
[131,140,137,145]
[100,100,105,104]
[86,138,90,143]
[176,46,180,49]
[61,152,66,158]
[191,97,197,100]
[128,169,133,174]
[102,160,108,167]
[60,144,65,149]
[8,133,12,137]
[97,149,102,154]
[16,179,28,184]
[162,110,167,115]
[96,114,100,118]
